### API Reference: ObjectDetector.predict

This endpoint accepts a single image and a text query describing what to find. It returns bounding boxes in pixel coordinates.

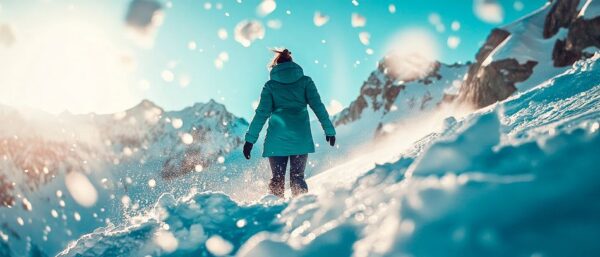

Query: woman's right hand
[326,136,336,147]
[243,142,253,159]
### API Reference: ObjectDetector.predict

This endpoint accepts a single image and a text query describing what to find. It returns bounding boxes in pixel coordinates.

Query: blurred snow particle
[22,198,32,211]
[51,209,59,218]
[352,0,359,6]
[215,51,230,69]
[257,0,276,17]
[165,1,172,8]
[474,0,504,24]
[123,146,133,156]
[388,4,396,14]
[214,59,224,70]
[148,179,157,188]
[121,195,131,207]
[179,75,191,87]
[181,133,194,145]
[195,164,204,172]
[451,21,461,31]
[236,219,247,228]
[161,70,174,82]
[428,13,446,33]
[217,28,228,40]
[215,3,223,10]
[154,230,179,253]
[351,13,366,27]
[56,190,63,198]
[313,11,330,27]
[74,212,81,221]
[359,32,370,45]
[267,19,282,29]
[327,100,344,115]
[513,1,524,11]
[188,41,197,50]
[16,217,24,226]
[125,0,164,48]
[366,48,374,55]
[428,13,441,26]
[447,36,460,49]
[206,235,233,256]
[203,2,212,10]
[234,20,265,47]
[219,52,229,61]
[65,172,98,207]
[0,24,16,47]
[139,79,151,90]
[171,118,183,129]
[217,156,225,164]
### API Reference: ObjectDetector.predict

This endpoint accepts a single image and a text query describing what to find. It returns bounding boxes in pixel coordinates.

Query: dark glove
[325,135,336,147]
[243,142,253,159]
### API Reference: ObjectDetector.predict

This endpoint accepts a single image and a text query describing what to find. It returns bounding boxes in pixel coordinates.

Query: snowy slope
[56,54,600,257]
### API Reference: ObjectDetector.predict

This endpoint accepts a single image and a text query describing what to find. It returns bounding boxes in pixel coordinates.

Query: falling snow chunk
[351,13,366,27]
[217,156,225,163]
[236,219,247,228]
[121,195,131,207]
[366,48,374,55]
[451,21,461,31]
[359,31,370,45]
[17,217,24,226]
[514,1,524,11]
[474,0,504,24]
[447,36,461,49]
[217,28,228,40]
[179,75,191,87]
[256,0,276,17]
[65,172,98,207]
[148,179,157,188]
[154,230,179,253]
[206,235,233,256]
[161,70,174,82]
[73,212,81,221]
[389,4,396,14]
[313,11,329,27]
[171,118,183,129]
[51,209,59,218]
[352,0,359,6]
[203,2,212,10]
[266,19,282,29]
[188,41,197,50]
[234,20,265,47]
[181,133,194,145]
[56,190,63,198]
[195,164,204,172]
[22,198,32,211]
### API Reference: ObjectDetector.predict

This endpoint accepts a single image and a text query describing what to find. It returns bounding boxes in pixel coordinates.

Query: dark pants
[268,154,308,198]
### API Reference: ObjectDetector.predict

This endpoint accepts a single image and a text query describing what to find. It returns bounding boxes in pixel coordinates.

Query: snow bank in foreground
[57,56,600,256]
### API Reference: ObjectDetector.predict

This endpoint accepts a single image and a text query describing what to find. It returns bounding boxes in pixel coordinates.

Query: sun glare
[384,28,440,80]
[0,20,137,114]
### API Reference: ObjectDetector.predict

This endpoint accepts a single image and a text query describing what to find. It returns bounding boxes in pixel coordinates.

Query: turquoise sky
[0,0,547,119]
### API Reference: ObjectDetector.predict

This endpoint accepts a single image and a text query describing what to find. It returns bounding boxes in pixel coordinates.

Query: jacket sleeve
[306,78,336,136]
[245,84,274,144]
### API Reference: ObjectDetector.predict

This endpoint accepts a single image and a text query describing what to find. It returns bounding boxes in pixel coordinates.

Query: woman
[243,49,336,198]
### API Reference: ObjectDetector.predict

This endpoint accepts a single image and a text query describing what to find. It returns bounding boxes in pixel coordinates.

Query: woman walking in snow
[243,49,336,198]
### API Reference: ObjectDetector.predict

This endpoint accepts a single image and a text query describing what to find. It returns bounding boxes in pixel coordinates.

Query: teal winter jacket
[245,62,336,157]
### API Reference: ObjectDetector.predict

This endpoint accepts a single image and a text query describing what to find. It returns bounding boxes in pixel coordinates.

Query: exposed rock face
[457,29,538,108]
[552,16,600,66]
[543,0,580,39]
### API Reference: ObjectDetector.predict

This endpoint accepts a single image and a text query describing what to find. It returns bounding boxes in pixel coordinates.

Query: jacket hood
[270,62,304,84]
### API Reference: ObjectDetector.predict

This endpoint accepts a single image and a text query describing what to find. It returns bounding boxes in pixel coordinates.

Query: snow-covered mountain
[458,0,600,108]
[333,58,468,139]
[0,99,247,256]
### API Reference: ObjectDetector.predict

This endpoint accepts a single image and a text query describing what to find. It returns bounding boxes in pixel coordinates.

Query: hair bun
[283,49,291,55]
